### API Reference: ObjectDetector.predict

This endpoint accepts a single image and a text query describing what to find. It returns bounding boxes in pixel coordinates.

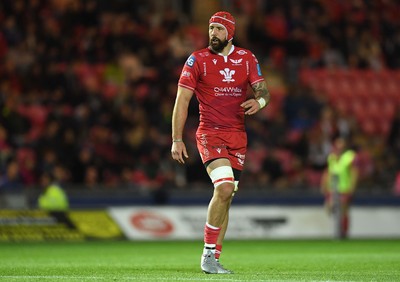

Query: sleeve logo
[181,70,191,77]
[257,64,262,76]
[186,55,196,67]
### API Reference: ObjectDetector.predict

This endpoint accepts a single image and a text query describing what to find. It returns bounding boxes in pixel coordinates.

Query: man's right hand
[171,141,189,164]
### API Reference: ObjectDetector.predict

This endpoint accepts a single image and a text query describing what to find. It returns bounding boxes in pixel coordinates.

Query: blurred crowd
[0,0,399,195]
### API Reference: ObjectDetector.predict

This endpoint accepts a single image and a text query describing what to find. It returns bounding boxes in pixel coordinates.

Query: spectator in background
[16,147,37,186]
[321,137,359,239]
[0,158,25,208]
[282,84,323,131]
[388,107,400,196]
[38,171,68,212]
[387,106,400,161]
[259,149,286,189]
[0,158,23,192]
[0,95,30,146]
[83,165,101,190]
[0,125,12,169]
[71,147,96,184]
[394,171,400,196]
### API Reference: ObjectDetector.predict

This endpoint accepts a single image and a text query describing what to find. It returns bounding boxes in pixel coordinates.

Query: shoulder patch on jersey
[257,64,262,76]
[186,55,196,67]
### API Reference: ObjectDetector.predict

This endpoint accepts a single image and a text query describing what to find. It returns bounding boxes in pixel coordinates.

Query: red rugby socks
[215,244,222,260]
[203,222,221,254]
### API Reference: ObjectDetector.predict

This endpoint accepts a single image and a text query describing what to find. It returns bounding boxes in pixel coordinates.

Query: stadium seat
[352,100,367,120]
[364,100,381,119]
[301,68,400,138]
[368,80,384,96]
[360,118,378,135]
[378,118,392,136]
[17,104,49,141]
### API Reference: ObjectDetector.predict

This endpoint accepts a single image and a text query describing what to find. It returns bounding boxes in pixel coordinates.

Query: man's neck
[218,43,234,56]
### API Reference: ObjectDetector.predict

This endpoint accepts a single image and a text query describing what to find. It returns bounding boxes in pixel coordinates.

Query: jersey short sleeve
[248,52,264,86]
[178,54,200,91]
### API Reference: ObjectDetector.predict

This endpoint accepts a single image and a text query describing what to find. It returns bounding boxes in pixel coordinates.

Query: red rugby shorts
[196,130,247,171]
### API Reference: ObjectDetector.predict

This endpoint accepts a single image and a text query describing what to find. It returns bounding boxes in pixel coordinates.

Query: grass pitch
[0,240,399,281]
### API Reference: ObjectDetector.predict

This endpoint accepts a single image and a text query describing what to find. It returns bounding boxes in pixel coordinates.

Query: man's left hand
[241,99,261,115]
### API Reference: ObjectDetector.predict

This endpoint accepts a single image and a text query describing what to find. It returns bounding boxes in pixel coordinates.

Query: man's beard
[209,37,229,53]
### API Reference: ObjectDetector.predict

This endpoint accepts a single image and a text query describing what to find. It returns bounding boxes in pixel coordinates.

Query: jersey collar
[217,45,235,57]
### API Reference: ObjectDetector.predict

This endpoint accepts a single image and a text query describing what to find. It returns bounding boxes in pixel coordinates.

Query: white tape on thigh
[209,166,234,188]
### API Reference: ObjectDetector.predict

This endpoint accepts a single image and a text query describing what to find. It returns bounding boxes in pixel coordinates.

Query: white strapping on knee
[232,180,239,196]
[209,166,234,188]
[234,181,239,192]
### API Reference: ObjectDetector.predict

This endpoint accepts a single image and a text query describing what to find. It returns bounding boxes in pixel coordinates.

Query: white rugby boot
[201,250,233,274]
[216,260,234,274]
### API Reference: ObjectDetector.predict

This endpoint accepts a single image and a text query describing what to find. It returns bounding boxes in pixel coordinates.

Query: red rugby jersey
[178,46,265,132]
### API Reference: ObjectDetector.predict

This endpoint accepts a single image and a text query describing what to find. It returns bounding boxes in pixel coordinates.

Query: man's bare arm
[171,86,194,163]
[252,81,270,106]
[172,86,193,140]
[240,81,270,115]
